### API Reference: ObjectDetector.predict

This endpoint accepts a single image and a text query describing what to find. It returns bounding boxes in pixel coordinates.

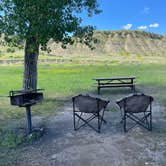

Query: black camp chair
[72,94,109,133]
[116,93,153,132]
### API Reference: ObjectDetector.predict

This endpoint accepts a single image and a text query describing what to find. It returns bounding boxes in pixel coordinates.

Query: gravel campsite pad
[8,92,166,166]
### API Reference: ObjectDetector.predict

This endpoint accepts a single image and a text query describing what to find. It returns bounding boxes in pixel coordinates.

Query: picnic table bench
[93,76,136,95]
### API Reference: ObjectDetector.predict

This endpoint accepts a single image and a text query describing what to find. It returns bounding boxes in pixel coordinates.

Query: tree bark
[23,37,39,90]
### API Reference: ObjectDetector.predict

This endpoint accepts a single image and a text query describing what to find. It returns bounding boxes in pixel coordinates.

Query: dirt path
[12,92,166,166]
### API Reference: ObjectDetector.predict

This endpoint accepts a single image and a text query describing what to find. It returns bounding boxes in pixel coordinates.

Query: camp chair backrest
[117,94,153,113]
[74,95,109,113]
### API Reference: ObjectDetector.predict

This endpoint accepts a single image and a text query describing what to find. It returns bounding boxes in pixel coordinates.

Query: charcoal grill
[9,89,44,134]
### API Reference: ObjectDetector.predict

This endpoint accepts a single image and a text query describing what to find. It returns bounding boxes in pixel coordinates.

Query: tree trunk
[23,37,39,90]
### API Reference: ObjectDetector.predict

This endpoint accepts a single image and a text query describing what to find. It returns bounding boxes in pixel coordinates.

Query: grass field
[0,63,166,123]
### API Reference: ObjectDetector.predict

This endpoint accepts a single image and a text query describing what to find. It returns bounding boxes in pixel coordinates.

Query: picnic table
[93,76,136,95]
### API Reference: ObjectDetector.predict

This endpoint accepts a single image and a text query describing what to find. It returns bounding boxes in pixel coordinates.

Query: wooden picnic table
[93,76,136,95]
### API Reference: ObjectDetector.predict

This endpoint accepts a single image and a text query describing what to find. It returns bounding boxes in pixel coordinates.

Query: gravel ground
[10,91,166,166]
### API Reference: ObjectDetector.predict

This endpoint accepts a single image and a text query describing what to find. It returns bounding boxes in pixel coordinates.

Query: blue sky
[81,0,166,34]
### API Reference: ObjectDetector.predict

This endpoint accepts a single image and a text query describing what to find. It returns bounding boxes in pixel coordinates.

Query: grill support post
[26,105,32,134]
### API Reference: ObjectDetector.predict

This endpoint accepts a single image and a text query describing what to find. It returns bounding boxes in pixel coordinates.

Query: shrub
[6,48,15,53]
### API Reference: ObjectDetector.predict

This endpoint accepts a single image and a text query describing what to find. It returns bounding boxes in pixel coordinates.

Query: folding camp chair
[116,93,153,132]
[72,94,109,133]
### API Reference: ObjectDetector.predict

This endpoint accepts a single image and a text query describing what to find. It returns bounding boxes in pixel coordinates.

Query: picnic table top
[93,76,136,81]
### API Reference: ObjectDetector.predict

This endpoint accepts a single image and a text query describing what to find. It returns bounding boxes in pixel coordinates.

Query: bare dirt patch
[8,90,166,166]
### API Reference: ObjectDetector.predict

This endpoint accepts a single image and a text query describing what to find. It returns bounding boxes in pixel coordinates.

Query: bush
[6,48,15,53]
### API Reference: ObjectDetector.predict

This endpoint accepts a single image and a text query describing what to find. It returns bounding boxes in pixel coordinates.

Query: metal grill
[9,89,44,134]
[9,90,43,107]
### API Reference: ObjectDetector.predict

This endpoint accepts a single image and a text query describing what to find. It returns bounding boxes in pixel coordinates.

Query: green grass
[0,63,166,100]
[0,63,166,96]
[0,63,166,124]
[38,63,166,97]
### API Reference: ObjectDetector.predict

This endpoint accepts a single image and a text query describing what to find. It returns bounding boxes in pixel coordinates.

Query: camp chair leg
[98,113,100,133]
[100,115,107,124]
[73,113,76,131]
[149,103,152,131]
[149,112,152,131]
[144,112,149,126]
[73,98,76,130]
[124,113,127,132]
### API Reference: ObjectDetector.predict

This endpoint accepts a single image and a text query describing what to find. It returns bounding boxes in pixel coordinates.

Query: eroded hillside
[48,30,166,57]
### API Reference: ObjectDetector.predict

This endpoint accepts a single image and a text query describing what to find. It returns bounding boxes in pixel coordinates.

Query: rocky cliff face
[97,30,166,56]
[48,30,166,57]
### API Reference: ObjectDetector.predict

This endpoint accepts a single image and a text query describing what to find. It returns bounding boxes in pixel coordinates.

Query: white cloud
[149,23,159,28]
[123,24,132,30]
[143,7,150,14]
[138,25,147,30]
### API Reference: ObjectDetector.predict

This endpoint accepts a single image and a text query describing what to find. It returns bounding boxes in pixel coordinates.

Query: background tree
[0,0,101,90]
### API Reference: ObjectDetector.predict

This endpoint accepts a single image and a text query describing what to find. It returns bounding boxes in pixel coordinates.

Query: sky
[81,0,166,34]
